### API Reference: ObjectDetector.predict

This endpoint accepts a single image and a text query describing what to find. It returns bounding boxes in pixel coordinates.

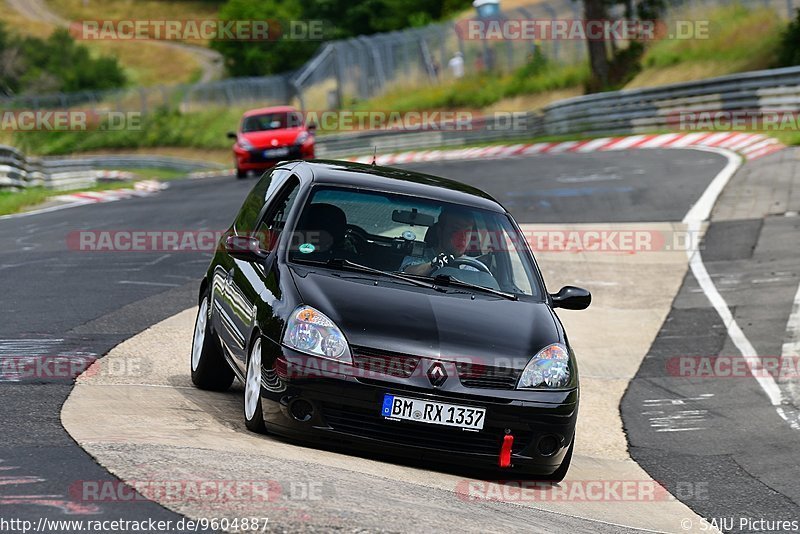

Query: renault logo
[427,362,447,387]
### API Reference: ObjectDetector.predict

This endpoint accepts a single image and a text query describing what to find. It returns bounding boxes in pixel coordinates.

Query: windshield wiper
[432,274,518,301]
[293,257,443,292]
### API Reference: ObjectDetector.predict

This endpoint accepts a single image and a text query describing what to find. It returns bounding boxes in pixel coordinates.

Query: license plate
[263,147,289,158]
[381,394,485,430]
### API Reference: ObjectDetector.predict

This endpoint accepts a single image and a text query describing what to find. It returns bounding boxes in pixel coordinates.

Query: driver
[401,207,481,276]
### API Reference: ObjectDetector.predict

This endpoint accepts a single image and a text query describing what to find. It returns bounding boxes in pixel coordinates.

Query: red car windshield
[241,112,303,133]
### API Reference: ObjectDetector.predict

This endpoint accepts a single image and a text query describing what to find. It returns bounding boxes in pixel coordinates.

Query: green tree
[211,0,319,77]
[778,8,800,67]
[212,0,472,76]
[0,24,126,95]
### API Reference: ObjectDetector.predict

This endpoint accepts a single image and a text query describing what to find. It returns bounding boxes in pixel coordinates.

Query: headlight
[283,305,352,363]
[238,138,254,150]
[295,132,310,145]
[517,343,571,389]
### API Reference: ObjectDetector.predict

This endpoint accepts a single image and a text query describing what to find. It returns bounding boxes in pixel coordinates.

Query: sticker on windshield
[402,230,416,241]
[298,243,316,254]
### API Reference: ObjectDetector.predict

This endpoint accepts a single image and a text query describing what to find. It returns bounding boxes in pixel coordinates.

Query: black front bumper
[247,145,302,164]
[259,348,579,476]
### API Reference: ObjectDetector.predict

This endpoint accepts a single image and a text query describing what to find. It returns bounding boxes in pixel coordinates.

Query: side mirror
[225,235,268,262]
[226,131,238,140]
[551,286,591,310]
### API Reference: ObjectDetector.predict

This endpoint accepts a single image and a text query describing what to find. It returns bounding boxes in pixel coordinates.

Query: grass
[0,179,136,216]
[47,0,221,46]
[627,4,784,87]
[48,0,220,22]
[0,165,195,216]
[353,62,590,113]
[0,2,204,86]
[9,106,249,156]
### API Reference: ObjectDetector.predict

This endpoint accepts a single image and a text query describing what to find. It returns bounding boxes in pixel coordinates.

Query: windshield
[287,186,543,298]
[241,112,302,132]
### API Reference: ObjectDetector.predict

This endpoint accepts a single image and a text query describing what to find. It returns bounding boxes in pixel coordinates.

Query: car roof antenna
[371,146,378,166]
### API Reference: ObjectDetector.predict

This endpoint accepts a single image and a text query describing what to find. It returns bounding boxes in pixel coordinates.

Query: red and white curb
[346,132,785,166]
[52,180,166,205]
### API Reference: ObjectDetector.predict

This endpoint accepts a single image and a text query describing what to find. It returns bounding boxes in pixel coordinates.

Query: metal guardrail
[315,115,544,158]
[541,65,800,135]
[0,146,223,191]
[315,64,800,157]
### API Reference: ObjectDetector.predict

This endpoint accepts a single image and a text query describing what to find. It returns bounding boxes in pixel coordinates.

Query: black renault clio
[190,160,590,480]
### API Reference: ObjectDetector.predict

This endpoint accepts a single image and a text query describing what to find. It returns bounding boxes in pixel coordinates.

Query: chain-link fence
[1,0,798,116]
[291,2,570,110]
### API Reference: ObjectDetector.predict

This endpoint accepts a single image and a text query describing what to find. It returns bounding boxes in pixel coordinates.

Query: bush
[0,24,126,95]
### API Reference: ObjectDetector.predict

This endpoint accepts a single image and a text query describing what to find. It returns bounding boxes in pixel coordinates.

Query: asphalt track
[1,148,798,532]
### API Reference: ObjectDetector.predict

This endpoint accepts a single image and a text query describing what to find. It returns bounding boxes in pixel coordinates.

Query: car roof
[243,106,298,117]
[297,160,505,213]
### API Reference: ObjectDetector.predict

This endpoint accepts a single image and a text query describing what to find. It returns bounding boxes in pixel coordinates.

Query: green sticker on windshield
[298,243,315,254]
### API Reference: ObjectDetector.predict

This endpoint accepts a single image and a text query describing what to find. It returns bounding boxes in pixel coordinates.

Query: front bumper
[234,143,315,171]
[259,348,578,476]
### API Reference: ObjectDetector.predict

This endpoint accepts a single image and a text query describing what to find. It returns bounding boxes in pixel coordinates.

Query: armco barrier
[542,65,800,135]
[0,146,223,191]
[315,65,800,157]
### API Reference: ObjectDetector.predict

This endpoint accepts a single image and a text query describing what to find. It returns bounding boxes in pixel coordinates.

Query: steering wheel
[344,226,368,252]
[440,257,492,274]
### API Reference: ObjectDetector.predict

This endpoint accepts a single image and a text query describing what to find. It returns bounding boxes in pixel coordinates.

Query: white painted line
[118,280,181,288]
[783,282,800,355]
[683,146,798,431]
[682,146,742,223]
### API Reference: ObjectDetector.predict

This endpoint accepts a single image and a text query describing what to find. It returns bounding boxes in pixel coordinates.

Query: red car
[228,106,316,179]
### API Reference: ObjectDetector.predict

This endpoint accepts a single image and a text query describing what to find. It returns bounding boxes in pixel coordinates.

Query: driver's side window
[255,176,301,251]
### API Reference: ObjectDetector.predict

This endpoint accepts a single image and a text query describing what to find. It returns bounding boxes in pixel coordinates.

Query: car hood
[241,128,303,147]
[289,268,562,367]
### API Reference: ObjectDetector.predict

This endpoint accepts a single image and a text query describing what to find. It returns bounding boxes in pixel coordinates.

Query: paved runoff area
[2,145,799,532]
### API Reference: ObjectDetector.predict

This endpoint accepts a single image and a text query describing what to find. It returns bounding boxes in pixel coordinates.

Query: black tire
[546,437,574,483]
[236,167,248,179]
[243,337,267,433]
[190,289,235,391]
